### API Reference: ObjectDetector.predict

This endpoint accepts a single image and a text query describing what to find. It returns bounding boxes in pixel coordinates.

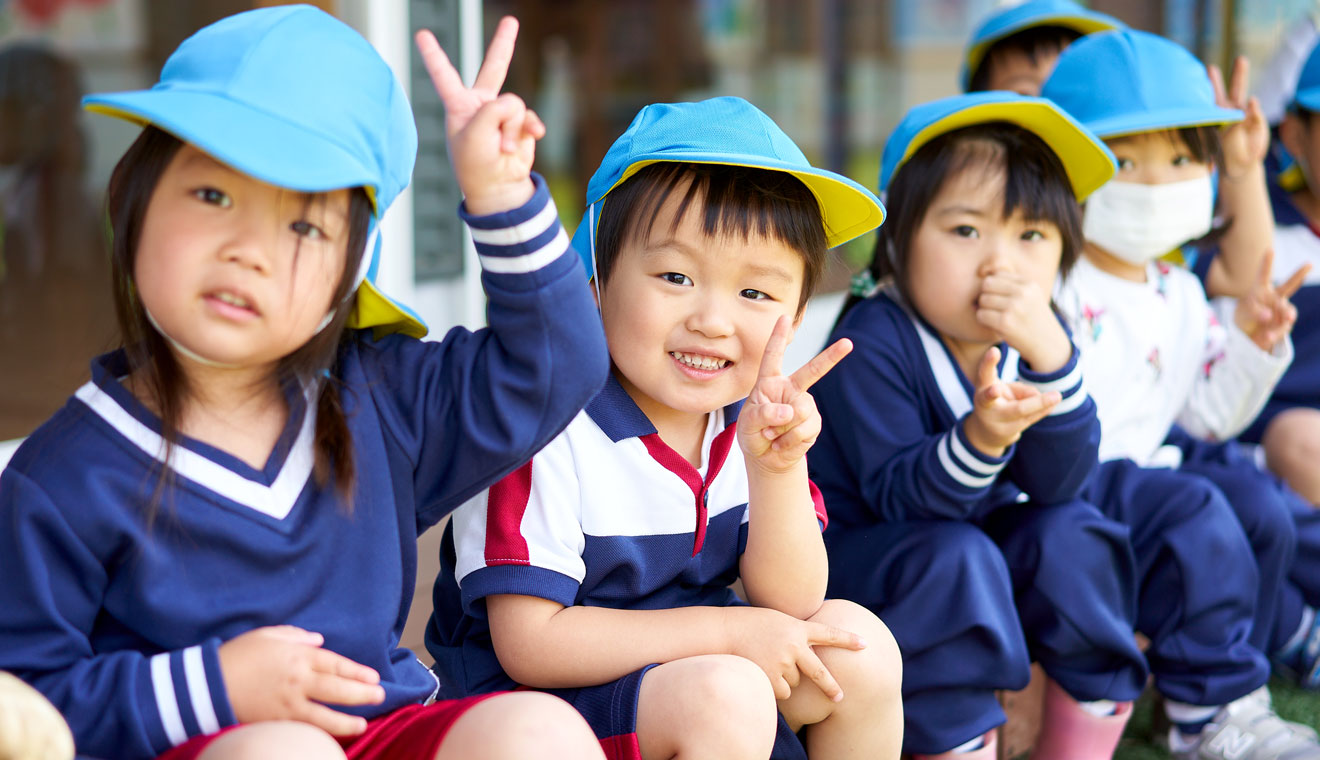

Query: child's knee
[199,722,345,760]
[1264,409,1320,500]
[810,599,902,699]
[0,672,74,760]
[440,692,601,760]
[638,655,777,758]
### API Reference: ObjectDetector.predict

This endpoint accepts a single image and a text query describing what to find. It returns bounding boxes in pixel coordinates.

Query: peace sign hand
[1235,248,1309,351]
[1208,56,1269,178]
[961,346,1060,458]
[415,17,545,215]
[737,316,852,473]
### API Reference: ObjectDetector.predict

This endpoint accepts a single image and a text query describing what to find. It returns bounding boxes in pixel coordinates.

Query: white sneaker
[1169,691,1320,760]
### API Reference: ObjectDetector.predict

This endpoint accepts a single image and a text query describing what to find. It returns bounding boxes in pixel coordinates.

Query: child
[961,0,1123,95]
[0,671,73,760]
[1043,29,1320,754]
[0,7,610,760]
[1228,39,1320,505]
[813,91,1150,759]
[427,96,903,760]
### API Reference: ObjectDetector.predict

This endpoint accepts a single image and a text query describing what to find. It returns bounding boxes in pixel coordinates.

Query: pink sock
[1030,678,1132,760]
[912,730,998,760]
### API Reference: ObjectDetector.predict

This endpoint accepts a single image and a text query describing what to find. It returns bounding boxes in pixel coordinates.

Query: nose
[684,289,734,339]
[219,210,275,274]
[978,236,1015,277]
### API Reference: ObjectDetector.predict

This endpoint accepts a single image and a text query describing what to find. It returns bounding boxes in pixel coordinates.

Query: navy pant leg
[826,521,1030,755]
[980,499,1148,703]
[1172,434,1302,655]
[1088,460,1268,707]
[1291,491,1320,612]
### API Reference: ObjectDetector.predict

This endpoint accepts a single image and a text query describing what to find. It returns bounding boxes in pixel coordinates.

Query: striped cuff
[1017,345,1088,416]
[937,423,1011,490]
[139,641,234,753]
[459,173,569,276]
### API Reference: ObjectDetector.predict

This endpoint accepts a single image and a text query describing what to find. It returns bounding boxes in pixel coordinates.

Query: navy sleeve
[813,306,1011,524]
[364,173,609,528]
[1009,342,1101,503]
[0,469,236,760]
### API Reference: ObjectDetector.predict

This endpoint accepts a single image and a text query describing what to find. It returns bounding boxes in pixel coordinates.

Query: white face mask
[1082,177,1214,266]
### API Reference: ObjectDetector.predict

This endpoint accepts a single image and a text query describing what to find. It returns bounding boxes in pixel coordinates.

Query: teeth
[215,292,250,308]
[670,351,729,371]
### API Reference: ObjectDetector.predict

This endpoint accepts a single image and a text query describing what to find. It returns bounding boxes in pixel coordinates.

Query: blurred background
[0,0,1313,448]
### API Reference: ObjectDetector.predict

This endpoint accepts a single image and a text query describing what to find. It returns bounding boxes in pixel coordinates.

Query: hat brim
[350,278,428,339]
[964,14,1120,89]
[1086,105,1244,139]
[84,89,381,211]
[897,100,1116,201]
[596,154,886,250]
[1294,88,1320,113]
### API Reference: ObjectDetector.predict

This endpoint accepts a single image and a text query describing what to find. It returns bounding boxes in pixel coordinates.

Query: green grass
[1113,679,1320,759]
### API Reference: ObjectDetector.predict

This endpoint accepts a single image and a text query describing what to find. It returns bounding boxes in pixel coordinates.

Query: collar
[585,371,744,442]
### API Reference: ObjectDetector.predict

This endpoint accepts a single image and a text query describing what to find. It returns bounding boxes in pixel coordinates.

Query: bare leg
[197,721,346,760]
[436,692,604,760]
[1263,408,1320,505]
[636,654,778,760]
[778,600,903,760]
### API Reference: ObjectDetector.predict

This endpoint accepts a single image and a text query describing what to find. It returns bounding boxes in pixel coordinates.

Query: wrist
[463,178,537,216]
[962,415,1008,458]
[1017,328,1072,376]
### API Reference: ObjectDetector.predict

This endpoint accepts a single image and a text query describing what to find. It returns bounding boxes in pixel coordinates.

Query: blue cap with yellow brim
[83,4,427,338]
[880,91,1116,201]
[569,96,885,279]
[962,0,1124,91]
[1042,29,1242,140]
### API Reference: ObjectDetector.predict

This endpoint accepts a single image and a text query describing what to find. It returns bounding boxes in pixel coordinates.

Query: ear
[1280,112,1307,162]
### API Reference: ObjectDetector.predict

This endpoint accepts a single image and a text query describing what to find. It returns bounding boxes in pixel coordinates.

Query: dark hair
[838,122,1083,323]
[968,25,1082,92]
[106,126,371,521]
[593,162,827,316]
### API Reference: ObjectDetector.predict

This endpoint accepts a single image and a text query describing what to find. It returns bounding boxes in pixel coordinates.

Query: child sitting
[1044,28,1320,756]
[0,8,609,760]
[961,0,1123,95]
[428,96,903,760]
[813,91,1145,759]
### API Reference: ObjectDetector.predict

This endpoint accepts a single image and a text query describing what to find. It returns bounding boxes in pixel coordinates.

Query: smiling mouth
[213,291,252,310]
[670,351,730,371]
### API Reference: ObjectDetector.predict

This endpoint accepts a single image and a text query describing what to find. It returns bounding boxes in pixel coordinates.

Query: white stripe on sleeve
[182,646,220,735]
[150,652,188,747]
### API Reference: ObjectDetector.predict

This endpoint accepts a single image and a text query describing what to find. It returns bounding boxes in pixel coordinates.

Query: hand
[1208,57,1269,178]
[1234,249,1309,351]
[737,316,852,474]
[415,17,545,215]
[975,270,1071,373]
[723,606,866,702]
[963,346,1061,457]
[218,626,385,736]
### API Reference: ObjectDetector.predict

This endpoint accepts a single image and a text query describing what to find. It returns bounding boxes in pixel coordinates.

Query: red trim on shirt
[639,420,739,557]
[808,478,828,530]
[484,460,534,565]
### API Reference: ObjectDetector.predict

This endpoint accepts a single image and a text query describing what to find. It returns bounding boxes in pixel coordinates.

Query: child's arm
[1183,250,1304,440]
[1203,57,1274,299]
[374,21,606,523]
[736,317,850,619]
[0,471,386,760]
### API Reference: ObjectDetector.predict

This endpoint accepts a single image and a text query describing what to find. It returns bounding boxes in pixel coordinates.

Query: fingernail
[833,692,844,703]
[857,637,868,648]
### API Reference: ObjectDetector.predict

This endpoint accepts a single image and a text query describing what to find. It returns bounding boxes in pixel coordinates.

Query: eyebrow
[643,237,796,283]
[933,204,991,218]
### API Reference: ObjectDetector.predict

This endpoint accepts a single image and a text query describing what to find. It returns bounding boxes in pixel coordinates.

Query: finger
[797,649,844,703]
[522,107,547,140]
[787,337,852,392]
[414,30,468,107]
[977,274,1024,295]
[472,16,519,94]
[1245,96,1266,128]
[757,315,794,382]
[975,292,1015,311]
[742,402,794,438]
[299,702,370,737]
[261,625,324,645]
[806,623,867,650]
[1007,389,1060,418]
[771,674,792,701]
[1278,263,1311,300]
[468,92,528,146]
[1206,62,1227,106]
[1230,55,1250,106]
[499,97,525,153]
[307,671,387,707]
[976,346,1001,391]
[312,648,382,685]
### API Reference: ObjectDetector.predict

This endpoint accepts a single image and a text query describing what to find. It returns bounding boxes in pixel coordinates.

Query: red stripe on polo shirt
[484,460,534,565]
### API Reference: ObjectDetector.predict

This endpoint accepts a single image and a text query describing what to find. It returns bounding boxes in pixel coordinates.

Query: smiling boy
[425,97,903,760]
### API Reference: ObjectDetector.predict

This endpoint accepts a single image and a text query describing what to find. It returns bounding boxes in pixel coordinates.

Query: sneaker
[0,672,74,760]
[1274,612,1320,689]
[1170,693,1320,759]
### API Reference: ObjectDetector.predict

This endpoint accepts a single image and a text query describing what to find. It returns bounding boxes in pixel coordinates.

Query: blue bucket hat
[569,96,886,279]
[83,4,426,338]
[962,0,1124,91]
[1294,39,1320,113]
[1042,29,1242,139]
[880,91,1116,201]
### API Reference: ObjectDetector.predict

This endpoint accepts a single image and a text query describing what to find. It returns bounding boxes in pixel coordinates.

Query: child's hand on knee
[964,345,1061,457]
[218,625,385,737]
[415,17,544,215]
[722,606,866,703]
[738,316,852,474]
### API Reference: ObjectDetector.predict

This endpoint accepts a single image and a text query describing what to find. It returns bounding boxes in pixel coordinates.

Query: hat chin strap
[143,306,243,370]
[589,202,602,305]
